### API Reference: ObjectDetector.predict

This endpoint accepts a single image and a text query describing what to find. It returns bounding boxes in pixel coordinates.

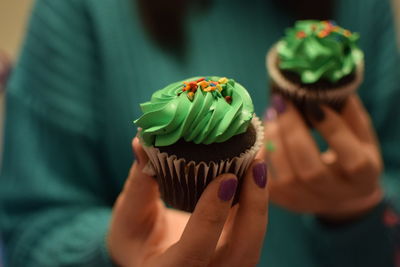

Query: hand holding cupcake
[108,138,269,267]
[263,21,382,222]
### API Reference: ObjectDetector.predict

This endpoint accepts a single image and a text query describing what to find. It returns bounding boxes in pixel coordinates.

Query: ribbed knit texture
[0,0,399,266]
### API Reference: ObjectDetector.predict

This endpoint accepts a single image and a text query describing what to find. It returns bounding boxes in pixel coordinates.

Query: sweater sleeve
[302,1,400,266]
[0,0,116,266]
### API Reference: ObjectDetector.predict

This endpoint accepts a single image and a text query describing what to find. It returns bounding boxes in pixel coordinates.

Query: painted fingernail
[253,162,267,188]
[305,103,325,122]
[271,94,286,114]
[218,178,238,202]
[264,107,277,121]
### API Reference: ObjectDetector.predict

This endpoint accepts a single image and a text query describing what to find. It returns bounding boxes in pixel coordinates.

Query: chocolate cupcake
[134,76,263,212]
[267,20,364,112]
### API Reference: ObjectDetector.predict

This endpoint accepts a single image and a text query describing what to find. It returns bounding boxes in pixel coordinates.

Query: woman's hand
[259,94,382,222]
[108,138,269,267]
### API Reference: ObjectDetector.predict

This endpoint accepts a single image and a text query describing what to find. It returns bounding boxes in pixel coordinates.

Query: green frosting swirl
[277,20,363,83]
[134,77,254,146]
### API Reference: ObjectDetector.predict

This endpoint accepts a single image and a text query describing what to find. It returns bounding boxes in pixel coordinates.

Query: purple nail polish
[264,107,277,121]
[253,162,267,188]
[271,94,286,114]
[218,178,238,202]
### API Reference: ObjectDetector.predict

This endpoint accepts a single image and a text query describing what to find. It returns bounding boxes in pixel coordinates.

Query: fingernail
[218,178,238,202]
[271,94,286,114]
[305,103,325,122]
[264,107,277,121]
[253,162,267,188]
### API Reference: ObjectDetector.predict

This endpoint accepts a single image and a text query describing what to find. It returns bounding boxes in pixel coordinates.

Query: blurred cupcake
[267,20,364,111]
[135,76,263,212]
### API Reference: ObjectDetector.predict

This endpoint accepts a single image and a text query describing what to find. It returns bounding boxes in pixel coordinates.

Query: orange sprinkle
[343,30,352,37]
[296,31,306,39]
[187,91,194,101]
[203,86,216,92]
[182,82,190,91]
[198,81,209,89]
[318,31,329,38]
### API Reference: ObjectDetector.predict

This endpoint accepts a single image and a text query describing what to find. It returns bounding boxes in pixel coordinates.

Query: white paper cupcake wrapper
[266,42,364,103]
[140,116,264,212]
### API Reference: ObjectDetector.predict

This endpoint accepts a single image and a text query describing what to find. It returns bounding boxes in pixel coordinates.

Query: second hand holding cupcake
[260,94,382,223]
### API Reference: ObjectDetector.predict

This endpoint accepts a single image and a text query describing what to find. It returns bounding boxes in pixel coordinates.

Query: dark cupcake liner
[141,116,264,212]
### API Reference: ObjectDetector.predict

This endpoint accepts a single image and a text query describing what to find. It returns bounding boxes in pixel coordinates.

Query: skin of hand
[259,94,383,223]
[107,137,269,267]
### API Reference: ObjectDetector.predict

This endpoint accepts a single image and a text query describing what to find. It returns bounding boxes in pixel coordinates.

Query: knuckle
[322,119,341,137]
[344,157,369,175]
[277,173,295,183]
[299,167,326,181]
[285,129,303,147]
[253,202,268,217]
[197,207,225,226]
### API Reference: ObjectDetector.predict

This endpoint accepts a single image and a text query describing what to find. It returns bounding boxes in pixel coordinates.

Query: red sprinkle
[189,81,197,88]
[183,81,198,92]
[225,96,232,104]
[196,77,205,83]
[296,31,306,39]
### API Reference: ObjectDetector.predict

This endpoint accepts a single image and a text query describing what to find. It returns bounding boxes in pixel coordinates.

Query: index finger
[171,174,238,266]
[226,160,269,263]
[310,106,371,177]
[278,100,328,182]
[341,95,376,145]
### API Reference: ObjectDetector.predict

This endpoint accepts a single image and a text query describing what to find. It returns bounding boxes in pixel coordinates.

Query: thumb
[113,137,160,234]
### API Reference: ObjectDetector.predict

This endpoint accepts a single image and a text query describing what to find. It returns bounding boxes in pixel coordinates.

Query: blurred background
[0,0,399,154]
[0,0,399,266]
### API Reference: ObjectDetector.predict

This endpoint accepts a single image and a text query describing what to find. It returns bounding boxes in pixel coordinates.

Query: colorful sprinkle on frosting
[179,77,232,103]
[277,20,363,83]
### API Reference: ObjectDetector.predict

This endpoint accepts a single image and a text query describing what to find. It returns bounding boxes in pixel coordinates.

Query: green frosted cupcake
[135,76,263,212]
[267,20,364,110]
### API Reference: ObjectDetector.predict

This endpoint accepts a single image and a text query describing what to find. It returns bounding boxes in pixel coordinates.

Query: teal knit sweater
[1,0,400,266]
